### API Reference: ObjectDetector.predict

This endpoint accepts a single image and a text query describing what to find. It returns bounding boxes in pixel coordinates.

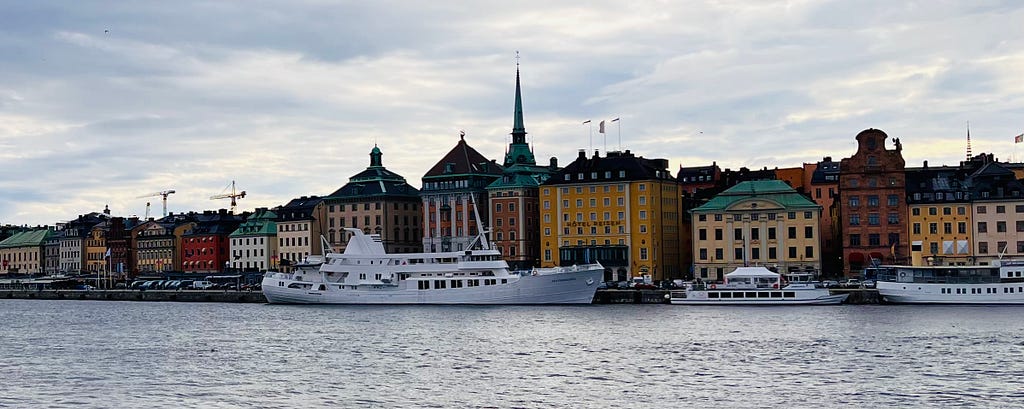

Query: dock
[3,289,267,303]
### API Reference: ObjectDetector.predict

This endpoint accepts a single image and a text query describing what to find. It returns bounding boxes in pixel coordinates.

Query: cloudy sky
[3,1,1024,226]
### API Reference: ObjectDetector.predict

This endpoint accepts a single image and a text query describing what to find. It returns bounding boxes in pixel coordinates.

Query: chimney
[923,160,928,168]
[578,149,586,159]
[549,157,558,168]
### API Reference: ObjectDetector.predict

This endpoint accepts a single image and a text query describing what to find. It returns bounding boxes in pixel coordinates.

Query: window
[977,222,987,233]
[1017,205,1024,213]
[698,214,707,222]
[751,228,760,240]
[715,229,723,240]
[944,223,952,234]
[912,208,920,216]
[699,248,708,260]
[734,228,743,240]
[850,234,861,246]
[1018,221,1024,232]
[768,228,776,240]
[699,229,707,240]
[888,213,899,224]
[788,247,797,258]
[888,195,899,206]
[788,227,797,239]
[849,215,860,226]
[929,242,939,255]
[929,223,937,234]
[997,205,1006,214]
[868,196,879,207]
[804,211,812,219]
[849,196,860,207]
[958,206,967,215]
[735,248,744,260]
[715,248,724,260]
[928,207,937,216]
[958,222,967,234]
[640,248,648,260]
[978,206,987,214]
[639,210,647,220]
[788,212,796,220]
[869,214,880,225]
[998,221,1007,233]
[768,247,777,259]
[751,248,760,260]
[979,242,989,254]
[805,246,813,258]
[943,207,952,215]
[869,234,881,246]
[913,223,921,235]
[805,226,813,239]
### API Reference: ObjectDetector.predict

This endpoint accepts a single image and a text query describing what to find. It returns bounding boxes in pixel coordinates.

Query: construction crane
[137,190,176,218]
[210,180,246,213]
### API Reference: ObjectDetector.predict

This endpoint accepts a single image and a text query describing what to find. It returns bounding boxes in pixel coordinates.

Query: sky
[2,1,1024,226]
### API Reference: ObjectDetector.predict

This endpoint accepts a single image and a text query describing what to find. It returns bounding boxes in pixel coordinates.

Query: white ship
[871,260,1024,304]
[262,228,603,305]
[669,267,848,305]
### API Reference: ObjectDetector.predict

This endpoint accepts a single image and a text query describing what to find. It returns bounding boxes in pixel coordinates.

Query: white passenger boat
[262,228,603,304]
[870,260,1024,304]
[669,267,848,305]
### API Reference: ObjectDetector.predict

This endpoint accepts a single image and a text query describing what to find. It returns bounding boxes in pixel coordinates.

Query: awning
[847,252,865,263]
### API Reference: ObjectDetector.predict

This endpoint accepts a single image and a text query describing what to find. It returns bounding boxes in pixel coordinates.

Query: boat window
[745,292,758,298]
[435,280,446,289]
[708,292,719,298]
[732,292,744,298]
[501,279,508,284]
[770,292,782,298]
[757,292,769,298]
[783,292,795,298]
[720,292,732,298]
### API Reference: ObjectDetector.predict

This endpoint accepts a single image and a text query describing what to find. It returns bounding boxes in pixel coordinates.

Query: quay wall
[3,289,267,303]
[592,288,880,304]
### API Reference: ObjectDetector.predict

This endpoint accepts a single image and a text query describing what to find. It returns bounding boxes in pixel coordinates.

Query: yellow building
[691,180,822,281]
[905,167,972,266]
[539,150,681,282]
[85,223,108,273]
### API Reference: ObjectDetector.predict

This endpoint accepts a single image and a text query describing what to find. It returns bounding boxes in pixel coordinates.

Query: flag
[890,243,896,256]
[611,117,620,122]
[599,120,605,133]
[582,120,591,124]
[1015,133,1023,143]
[104,248,111,258]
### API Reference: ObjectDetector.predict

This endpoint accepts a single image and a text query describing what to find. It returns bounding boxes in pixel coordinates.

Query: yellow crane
[137,190,176,218]
[211,181,246,213]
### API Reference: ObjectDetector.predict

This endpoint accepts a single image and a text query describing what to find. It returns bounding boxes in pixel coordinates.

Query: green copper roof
[0,229,52,248]
[692,180,819,212]
[230,208,277,237]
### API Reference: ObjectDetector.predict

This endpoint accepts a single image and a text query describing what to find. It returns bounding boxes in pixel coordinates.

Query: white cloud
[2,1,1024,225]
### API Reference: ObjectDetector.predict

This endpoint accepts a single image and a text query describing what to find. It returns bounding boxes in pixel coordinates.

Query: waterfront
[2,300,1023,408]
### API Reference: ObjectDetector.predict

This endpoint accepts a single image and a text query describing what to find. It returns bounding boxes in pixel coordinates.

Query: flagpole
[582,120,592,152]
[611,117,621,151]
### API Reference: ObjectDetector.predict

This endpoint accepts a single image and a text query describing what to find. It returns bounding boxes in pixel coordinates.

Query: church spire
[504,51,535,167]
[369,144,383,167]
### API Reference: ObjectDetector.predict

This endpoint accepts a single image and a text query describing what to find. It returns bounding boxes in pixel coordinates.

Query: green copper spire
[505,54,535,167]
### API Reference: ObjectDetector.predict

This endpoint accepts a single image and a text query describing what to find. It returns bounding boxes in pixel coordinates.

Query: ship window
[501,279,508,284]
[708,292,719,298]
[757,292,769,298]
[745,292,758,298]
[720,292,732,298]
[1012,287,1016,293]
[770,292,782,298]
[783,292,795,298]
[733,292,744,298]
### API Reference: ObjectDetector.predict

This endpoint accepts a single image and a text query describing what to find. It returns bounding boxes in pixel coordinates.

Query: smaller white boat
[871,260,1024,304]
[669,267,848,305]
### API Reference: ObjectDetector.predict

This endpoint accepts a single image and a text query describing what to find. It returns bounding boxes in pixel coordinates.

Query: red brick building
[839,129,907,277]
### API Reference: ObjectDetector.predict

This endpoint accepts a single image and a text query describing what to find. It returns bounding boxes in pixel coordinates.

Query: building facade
[691,180,822,281]
[539,149,682,282]
[905,164,972,266]
[839,129,907,276]
[421,135,503,253]
[133,214,195,274]
[967,161,1024,264]
[276,197,326,272]
[324,146,422,254]
[0,228,52,275]
[229,208,277,272]
[182,210,244,274]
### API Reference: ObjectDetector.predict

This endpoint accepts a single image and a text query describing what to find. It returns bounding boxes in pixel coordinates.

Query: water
[2,300,1023,408]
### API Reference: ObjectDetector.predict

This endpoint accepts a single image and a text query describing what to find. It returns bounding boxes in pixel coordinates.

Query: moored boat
[870,260,1024,304]
[262,228,603,304]
[669,267,848,305]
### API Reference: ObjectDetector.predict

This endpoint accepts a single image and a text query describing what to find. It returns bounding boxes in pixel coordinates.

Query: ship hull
[877,281,1024,304]
[262,267,603,305]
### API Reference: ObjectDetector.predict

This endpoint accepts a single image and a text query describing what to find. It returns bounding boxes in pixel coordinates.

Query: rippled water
[2,300,1023,408]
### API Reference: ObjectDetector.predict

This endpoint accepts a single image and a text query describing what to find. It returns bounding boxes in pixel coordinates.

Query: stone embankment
[3,289,267,303]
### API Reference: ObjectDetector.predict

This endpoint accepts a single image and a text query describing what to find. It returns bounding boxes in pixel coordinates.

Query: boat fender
[710,284,716,289]
[773,283,779,289]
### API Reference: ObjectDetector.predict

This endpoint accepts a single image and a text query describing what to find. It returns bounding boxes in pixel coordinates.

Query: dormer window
[866,137,877,150]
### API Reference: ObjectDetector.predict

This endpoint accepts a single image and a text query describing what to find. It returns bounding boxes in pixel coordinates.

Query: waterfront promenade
[3,288,880,304]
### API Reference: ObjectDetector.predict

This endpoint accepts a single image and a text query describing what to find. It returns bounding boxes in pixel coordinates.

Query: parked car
[844,279,862,288]
[821,280,840,288]
[862,280,876,289]
[192,280,214,290]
